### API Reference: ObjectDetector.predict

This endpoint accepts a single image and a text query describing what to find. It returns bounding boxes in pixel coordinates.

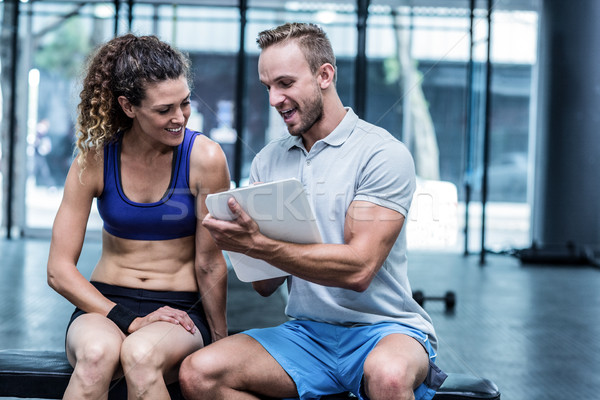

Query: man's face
[258,41,323,137]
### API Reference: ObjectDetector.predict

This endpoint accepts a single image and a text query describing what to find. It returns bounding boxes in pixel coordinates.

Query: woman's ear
[118,96,136,118]
[317,63,336,90]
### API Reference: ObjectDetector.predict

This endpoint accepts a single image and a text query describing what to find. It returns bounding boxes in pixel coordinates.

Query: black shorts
[67,281,211,345]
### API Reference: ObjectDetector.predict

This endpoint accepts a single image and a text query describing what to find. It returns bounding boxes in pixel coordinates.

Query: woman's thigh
[122,321,204,383]
[66,312,125,369]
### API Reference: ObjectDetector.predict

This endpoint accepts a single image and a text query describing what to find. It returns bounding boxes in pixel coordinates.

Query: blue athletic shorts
[244,320,447,400]
[67,281,211,345]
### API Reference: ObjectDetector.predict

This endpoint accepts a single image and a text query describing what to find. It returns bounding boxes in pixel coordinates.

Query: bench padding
[429,373,500,400]
[0,350,71,398]
[0,349,182,399]
[0,349,499,399]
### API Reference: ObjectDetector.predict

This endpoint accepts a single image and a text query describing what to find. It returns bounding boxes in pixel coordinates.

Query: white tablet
[205,178,322,282]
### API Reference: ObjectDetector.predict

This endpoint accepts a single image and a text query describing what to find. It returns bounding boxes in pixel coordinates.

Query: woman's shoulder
[58,151,104,203]
[189,132,227,164]
[187,131,230,189]
[71,149,105,193]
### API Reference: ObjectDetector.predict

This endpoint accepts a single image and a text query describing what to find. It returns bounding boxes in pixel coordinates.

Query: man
[179,22,446,400]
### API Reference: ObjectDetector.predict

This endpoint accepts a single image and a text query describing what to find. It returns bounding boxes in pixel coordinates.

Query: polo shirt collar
[287,107,358,151]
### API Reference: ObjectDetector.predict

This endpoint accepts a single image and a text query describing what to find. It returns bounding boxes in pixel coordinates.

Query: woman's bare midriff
[90,230,199,292]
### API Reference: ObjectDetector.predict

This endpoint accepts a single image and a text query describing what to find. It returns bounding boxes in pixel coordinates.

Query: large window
[1,0,539,254]
[21,2,110,232]
[365,2,538,252]
[0,0,4,230]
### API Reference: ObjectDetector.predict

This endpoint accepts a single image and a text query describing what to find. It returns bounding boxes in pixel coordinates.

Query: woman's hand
[127,306,197,334]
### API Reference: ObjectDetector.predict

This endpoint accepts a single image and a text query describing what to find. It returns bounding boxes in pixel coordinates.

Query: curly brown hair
[75,34,191,172]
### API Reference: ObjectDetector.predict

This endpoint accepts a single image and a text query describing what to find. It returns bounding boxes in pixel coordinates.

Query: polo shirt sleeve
[354,139,416,217]
[249,152,263,185]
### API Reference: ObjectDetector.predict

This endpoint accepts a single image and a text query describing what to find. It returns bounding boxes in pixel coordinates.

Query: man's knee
[364,360,418,400]
[178,354,197,396]
[363,333,430,399]
[179,351,218,398]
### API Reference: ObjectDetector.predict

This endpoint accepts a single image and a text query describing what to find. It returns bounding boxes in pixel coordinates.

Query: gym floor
[1,237,598,399]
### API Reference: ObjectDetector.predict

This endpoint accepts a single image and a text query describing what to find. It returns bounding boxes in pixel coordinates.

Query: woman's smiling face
[127,75,192,146]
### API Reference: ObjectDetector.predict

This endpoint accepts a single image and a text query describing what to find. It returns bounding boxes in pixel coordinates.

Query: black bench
[0,350,183,399]
[0,349,500,399]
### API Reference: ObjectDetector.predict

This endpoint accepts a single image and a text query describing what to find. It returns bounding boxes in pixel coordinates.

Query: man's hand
[202,197,263,254]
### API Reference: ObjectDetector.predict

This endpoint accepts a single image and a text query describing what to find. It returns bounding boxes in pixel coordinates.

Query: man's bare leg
[362,334,429,400]
[179,333,298,400]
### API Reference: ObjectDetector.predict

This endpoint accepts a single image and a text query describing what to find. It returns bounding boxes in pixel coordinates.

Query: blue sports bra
[97,129,200,241]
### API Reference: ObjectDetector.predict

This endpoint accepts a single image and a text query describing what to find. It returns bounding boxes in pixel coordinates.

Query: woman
[47,34,230,399]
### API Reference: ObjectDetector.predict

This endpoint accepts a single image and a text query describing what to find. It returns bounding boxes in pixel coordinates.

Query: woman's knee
[120,335,163,372]
[74,337,121,367]
[70,340,121,388]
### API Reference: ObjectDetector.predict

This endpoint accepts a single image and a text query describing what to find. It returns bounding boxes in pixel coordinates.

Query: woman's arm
[46,154,115,314]
[191,137,231,342]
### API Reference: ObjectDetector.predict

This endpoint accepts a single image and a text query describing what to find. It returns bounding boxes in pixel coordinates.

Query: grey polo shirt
[249,108,438,350]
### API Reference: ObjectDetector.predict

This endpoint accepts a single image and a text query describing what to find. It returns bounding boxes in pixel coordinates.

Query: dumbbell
[412,290,456,311]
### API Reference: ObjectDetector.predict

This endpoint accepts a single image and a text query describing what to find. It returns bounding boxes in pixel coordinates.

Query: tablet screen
[205,178,322,281]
